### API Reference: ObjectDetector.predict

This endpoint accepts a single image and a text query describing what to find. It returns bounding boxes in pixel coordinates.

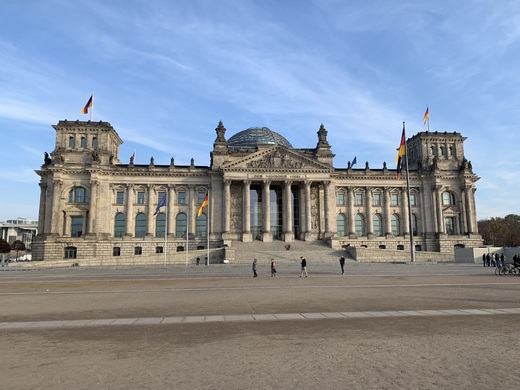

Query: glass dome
[227,127,292,149]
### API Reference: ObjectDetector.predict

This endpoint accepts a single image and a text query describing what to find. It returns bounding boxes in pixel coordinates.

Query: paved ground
[1,263,519,389]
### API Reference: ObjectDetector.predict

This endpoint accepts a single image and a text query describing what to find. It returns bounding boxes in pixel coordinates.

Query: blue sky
[1,0,519,223]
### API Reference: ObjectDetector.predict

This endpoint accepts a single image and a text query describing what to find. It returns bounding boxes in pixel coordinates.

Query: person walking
[252,259,258,277]
[339,256,345,275]
[196,257,200,266]
[300,256,308,278]
[270,259,277,277]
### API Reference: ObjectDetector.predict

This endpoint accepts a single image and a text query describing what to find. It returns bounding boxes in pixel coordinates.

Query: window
[64,246,77,259]
[71,216,83,237]
[69,187,90,203]
[391,193,399,206]
[442,191,455,205]
[196,213,207,238]
[373,193,381,206]
[156,213,166,238]
[157,191,166,204]
[440,146,445,156]
[156,246,163,254]
[410,193,417,206]
[116,191,125,204]
[134,246,142,255]
[80,136,87,148]
[69,136,75,148]
[137,191,145,204]
[373,214,382,236]
[176,213,187,237]
[391,214,400,235]
[177,191,186,205]
[113,247,121,256]
[92,137,98,149]
[135,213,147,238]
[197,191,206,205]
[430,146,435,156]
[445,217,455,235]
[397,245,405,250]
[354,214,364,236]
[114,213,126,237]
[337,193,345,206]
[412,214,418,236]
[336,214,346,237]
[448,146,453,157]
[355,193,363,206]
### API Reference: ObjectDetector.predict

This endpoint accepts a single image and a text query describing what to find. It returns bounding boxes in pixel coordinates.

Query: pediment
[222,146,331,171]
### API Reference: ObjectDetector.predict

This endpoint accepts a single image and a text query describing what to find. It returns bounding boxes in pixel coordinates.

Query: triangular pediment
[222,146,331,171]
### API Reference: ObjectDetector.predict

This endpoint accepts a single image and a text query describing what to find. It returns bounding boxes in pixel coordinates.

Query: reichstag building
[32,120,482,262]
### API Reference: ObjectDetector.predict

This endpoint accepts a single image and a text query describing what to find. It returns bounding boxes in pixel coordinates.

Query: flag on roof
[81,94,93,114]
[352,156,357,167]
[423,106,429,125]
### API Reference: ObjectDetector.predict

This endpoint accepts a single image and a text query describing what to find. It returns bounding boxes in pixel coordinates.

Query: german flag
[81,95,93,114]
[197,193,208,217]
[396,124,406,179]
[423,106,429,125]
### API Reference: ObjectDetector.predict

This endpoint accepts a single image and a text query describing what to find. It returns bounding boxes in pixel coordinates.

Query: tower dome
[227,127,292,149]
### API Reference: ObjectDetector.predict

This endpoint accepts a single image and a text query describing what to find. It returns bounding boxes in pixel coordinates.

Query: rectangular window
[158,191,166,203]
[197,191,206,205]
[337,193,345,206]
[177,191,186,205]
[116,191,124,204]
[64,247,77,259]
[410,194,416,206]
[373,193,381,206]
[156,246,163,254]
[391,193,399,206]
[113,247,121,257]
[137,191,145,204]
[355,193,363,206]
[71,216,83,237]
[134,246,142,255]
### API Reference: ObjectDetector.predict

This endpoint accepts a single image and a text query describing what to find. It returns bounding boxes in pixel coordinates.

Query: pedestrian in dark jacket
[252,259,258,277]
[339,256,345,275]
[300,256,308,278]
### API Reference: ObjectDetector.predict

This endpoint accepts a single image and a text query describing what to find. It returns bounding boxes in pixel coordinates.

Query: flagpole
[403,122,415,263]
[164,199,168,267]
[186,190,189,266]
[206,189,210,266]
[90,91,94,121]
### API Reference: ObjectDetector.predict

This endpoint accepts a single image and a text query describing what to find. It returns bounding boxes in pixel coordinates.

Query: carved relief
[230,183,243,232]
[246,149,305,169]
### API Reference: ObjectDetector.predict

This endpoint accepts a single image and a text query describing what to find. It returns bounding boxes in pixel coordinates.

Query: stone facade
[32,120,483,263]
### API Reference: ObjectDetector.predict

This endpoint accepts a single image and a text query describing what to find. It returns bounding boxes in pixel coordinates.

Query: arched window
[440,146,445,156]
[391,214,400,235]
[92,137,98,149]
[448,146,453,157]
[155,213,166,238]
[196,213,207,238]
[80,136,87,148]
[373,214,382,236]
[355,214,364,236]
[114,213,126,237]
[442,191,455,205]
[430,146,435,156]
[135,213,147,238]
[336,214,346,237]
[69,136,75,148]
[68,187,90,203]
[176,213,187,237]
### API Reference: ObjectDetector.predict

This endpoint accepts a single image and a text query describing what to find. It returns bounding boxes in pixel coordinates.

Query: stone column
[189,186,196,237]
[401,189,409,236]
[365,187,373,237]
[434,186,444,234]
[242,180,252,242]
[51,179,62,235]
[384,188,392,237]
[347,187,355,236]
[223,180,231,234]
[38,183,47,234]
[89,180,99,235]
[125,184,134,236]
[464,186,475,234]
[146,185,155,236]
[167,185,174,236]
[323,181,332,237]
[284,180,294,242]
[262,180,272,242]
[303,180,313,241]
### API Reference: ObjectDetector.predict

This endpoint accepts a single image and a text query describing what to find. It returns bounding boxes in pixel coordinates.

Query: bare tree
[11,240,26,261]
